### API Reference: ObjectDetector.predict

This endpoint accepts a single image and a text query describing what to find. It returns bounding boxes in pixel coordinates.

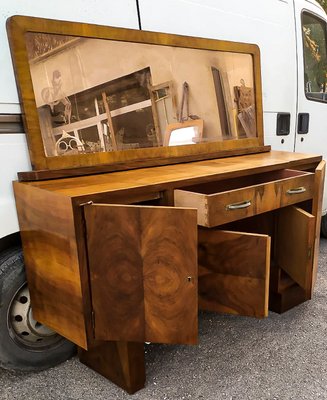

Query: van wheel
[0,246,76,371]
[321,215,327,238]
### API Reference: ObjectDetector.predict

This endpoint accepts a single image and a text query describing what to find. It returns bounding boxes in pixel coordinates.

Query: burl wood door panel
[13,183,88,348]
[198,229,271,318]
[276,206,315,294]
[84,204,198,345]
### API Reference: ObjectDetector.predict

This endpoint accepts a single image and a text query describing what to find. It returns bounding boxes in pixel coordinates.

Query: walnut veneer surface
[13,150,325,394]
[17,151,321,199]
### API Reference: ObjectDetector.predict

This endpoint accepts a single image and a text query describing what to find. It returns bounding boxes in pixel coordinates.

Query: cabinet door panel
[84,204,198,345]
[198,229,271,318]
[276,206,315,293]
[311,161,326,291]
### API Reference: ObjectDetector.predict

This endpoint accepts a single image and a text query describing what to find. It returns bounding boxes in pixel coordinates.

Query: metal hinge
[91,310,96,331]
[81,216,87,238]
[308,247,312,259]
[79,201,93,207]
[80,201,93,237]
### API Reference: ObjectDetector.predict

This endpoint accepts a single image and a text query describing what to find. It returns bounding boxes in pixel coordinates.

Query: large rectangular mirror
[7,16,265,174]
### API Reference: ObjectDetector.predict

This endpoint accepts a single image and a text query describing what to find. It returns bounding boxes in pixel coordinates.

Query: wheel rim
[7,283,64,351]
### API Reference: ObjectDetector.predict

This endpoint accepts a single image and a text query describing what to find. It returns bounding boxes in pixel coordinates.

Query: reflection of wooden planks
[102,91,117,150]
[234,84,256,137]
[275,206,315,294]
[149,81,178,146]
[212,67,236,138]
[84,203,198,344]
[198,228,270,317]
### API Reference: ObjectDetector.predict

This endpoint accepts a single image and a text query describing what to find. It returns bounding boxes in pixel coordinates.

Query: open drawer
[174,169,314,227]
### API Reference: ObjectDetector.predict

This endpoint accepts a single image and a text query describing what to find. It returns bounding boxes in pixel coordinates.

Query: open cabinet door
[198,229,271,318]
[276,206,315,294]
[311,161,326,291]
[84,203,198,345]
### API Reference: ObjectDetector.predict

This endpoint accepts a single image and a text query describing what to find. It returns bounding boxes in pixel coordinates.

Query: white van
[0,0,326,370]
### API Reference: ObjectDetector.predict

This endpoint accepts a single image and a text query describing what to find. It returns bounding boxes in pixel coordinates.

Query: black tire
[321,215,327,238]
[0,246,76,371]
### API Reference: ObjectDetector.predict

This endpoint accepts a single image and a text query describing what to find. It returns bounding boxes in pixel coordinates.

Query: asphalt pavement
[1,238,327,400]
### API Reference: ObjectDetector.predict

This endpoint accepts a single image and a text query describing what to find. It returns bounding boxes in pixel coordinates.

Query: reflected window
[164,119,204,146]
[168,127,198,146]
[302,12,327,102]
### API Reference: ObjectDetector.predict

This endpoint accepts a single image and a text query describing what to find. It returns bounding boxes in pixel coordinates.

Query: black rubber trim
[297,113,309,134]
[276,113,290,136]
[0,114,24,134]
[136,0,142,30]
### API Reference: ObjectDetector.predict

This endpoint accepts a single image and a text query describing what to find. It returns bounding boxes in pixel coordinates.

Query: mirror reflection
[25,32,257,157]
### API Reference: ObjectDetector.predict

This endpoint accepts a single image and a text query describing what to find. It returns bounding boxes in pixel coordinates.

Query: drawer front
[207,185,271,226]
[279,174,315,208]
[174,170,315,227]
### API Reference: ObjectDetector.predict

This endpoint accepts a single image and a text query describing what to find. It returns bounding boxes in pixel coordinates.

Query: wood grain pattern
[18,151,322,200]
[84,204,198,345]
[78,341,145,394]
[198,228,270,318]
[17,145,271,181]
[13,182,88,348]
[275,206,315,293]
[174,169,314,227]
[7,15,264,172]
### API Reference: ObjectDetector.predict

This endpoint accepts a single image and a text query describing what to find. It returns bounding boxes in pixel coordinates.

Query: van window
[302,12,327,102]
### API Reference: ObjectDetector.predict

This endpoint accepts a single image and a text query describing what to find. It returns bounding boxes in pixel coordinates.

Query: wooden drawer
[174,169,314,227]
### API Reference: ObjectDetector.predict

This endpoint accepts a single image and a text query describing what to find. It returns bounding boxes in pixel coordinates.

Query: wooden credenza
[14,150,325,394]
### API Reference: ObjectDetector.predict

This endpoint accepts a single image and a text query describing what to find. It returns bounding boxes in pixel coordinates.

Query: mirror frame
[7,15,266,176]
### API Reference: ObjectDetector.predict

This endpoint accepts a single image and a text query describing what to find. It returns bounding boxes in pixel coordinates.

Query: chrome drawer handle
[226,200,252,210]
[286,187,306,195]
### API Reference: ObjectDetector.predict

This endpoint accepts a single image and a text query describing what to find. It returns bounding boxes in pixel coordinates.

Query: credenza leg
[78,341,145,394]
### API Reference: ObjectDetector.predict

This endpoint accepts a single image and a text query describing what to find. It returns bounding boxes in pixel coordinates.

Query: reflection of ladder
[51,96,111,153]
[102,92,118,151]
[41,85,72,125]
[163,82,204,146]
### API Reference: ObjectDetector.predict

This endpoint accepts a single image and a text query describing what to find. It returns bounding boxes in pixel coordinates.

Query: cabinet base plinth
[269,285,307,314]
[78,341,145,394]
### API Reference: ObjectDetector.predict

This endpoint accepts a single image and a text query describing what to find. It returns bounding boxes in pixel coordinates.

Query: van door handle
[298,113,309,134]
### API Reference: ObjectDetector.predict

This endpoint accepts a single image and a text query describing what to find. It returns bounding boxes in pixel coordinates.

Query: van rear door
[294,1,327,213]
